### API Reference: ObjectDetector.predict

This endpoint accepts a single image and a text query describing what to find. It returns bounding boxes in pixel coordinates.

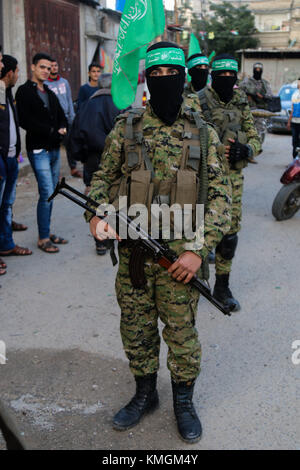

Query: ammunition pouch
[198,88,249,170]
[108,107,211,281]
[109,107,209,232]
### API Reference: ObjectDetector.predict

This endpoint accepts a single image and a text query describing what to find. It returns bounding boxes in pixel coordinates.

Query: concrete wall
[253,31,290,48]
[2,0,27,87]
[79,4,119,86]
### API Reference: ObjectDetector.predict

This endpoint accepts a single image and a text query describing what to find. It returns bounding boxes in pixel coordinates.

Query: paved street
[0,133,299,450]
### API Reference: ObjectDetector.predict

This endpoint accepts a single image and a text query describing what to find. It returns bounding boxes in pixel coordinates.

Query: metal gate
[24,0,80,98]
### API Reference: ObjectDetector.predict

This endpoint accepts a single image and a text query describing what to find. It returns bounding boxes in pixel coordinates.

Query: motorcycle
[272,156,300,221]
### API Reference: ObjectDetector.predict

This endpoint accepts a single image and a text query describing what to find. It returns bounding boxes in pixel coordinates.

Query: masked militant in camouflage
[190,53,261,312]
[87,42,232,444]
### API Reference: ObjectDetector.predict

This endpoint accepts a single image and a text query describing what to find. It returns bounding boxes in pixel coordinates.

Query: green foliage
[191,2,259,59]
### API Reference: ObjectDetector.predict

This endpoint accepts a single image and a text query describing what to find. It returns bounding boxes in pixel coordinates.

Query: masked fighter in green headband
[86,42,232,443]
[186,53,210,93]
[196,53,261,312]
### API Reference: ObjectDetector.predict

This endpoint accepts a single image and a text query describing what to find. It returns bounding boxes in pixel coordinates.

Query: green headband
[145,47,185,70]
[212,59,238,72]
[187,56,209,70]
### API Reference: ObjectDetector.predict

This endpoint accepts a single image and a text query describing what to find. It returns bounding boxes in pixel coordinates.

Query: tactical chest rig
[109,107,209,229]
[108,107,211,282]
[198,88,249,170]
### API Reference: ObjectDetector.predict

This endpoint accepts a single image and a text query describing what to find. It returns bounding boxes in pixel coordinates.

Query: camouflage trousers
[115,241,201,383]
[215,169,244,275]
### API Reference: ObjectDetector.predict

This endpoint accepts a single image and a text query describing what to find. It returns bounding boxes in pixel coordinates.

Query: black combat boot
[113,373,159,430]
[172,380,202,443]
[213,274,241,312]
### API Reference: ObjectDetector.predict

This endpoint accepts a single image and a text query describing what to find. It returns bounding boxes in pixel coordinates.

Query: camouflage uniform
[240,76,272,110]
[192,87,261,275]
[240,77,273,143]
[86,98,232,383]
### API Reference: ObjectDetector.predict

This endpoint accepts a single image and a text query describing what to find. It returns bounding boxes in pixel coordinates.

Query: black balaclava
[211,54,238,103]
[188,53,209,92]
[253,63,263,80]
[146,42,186,126]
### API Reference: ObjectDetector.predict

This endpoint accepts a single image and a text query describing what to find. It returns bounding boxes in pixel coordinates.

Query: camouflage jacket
[183,82,196,96]
[240,76,273,109]
[85,98,232,260]
[188,86,261,158]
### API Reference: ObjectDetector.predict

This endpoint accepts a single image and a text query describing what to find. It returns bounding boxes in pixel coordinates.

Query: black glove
[229,140,249,165]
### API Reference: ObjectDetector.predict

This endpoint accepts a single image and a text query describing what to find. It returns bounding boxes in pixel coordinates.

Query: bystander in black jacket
[80,88,120,154]
[15,80,67,152]
[0,87,21,161]
[68,88,120,162]
[67,87,120,187]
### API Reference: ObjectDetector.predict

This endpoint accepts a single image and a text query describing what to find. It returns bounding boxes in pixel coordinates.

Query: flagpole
[174,0,180,44]
[163,2,168,40]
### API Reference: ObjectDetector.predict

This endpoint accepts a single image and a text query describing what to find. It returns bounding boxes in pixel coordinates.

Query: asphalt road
[0,134,299,450]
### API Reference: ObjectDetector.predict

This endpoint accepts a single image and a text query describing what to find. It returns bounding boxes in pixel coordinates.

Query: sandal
[0,267,6,276]
[12,221,28,231]
[0,245,32,256]
[0,258,7,269]
[49,234,68,245]
[38,240,59,253]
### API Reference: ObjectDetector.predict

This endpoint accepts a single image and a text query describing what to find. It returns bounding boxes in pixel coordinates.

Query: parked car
[267,82,297,133]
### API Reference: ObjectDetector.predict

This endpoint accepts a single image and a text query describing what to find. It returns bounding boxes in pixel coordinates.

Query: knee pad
[216,233,238,260]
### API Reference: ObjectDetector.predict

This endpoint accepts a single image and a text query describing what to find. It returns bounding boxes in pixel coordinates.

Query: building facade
[0,0,120,99]
[208,0,300,49]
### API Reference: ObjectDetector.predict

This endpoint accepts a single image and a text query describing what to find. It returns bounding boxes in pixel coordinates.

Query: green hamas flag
[187,33,201,82]
[112,0,165,109]
[188,33,201,58]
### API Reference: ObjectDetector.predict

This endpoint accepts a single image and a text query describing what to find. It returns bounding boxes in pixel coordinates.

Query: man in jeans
[0,46,7,276]
[16,52,68,253]
[0,55,32,272]
[45,59,82,178]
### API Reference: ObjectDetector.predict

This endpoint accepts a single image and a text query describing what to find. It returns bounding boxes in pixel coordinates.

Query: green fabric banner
[111,0,165,109]
[145,47,185,69]
[208,51,216,63]
[187,56,209,70]
[187,33,201,82]
[212,59,238,72]
[188,33,201,58]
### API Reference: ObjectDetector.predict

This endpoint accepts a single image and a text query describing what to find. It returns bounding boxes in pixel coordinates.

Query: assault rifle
[49,178,232,316]
[246,92,281,113]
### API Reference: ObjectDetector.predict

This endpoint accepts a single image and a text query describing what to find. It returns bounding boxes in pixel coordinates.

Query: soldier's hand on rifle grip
[225,138,235,161]
[90,216,121,241]
[168,251,202,285]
